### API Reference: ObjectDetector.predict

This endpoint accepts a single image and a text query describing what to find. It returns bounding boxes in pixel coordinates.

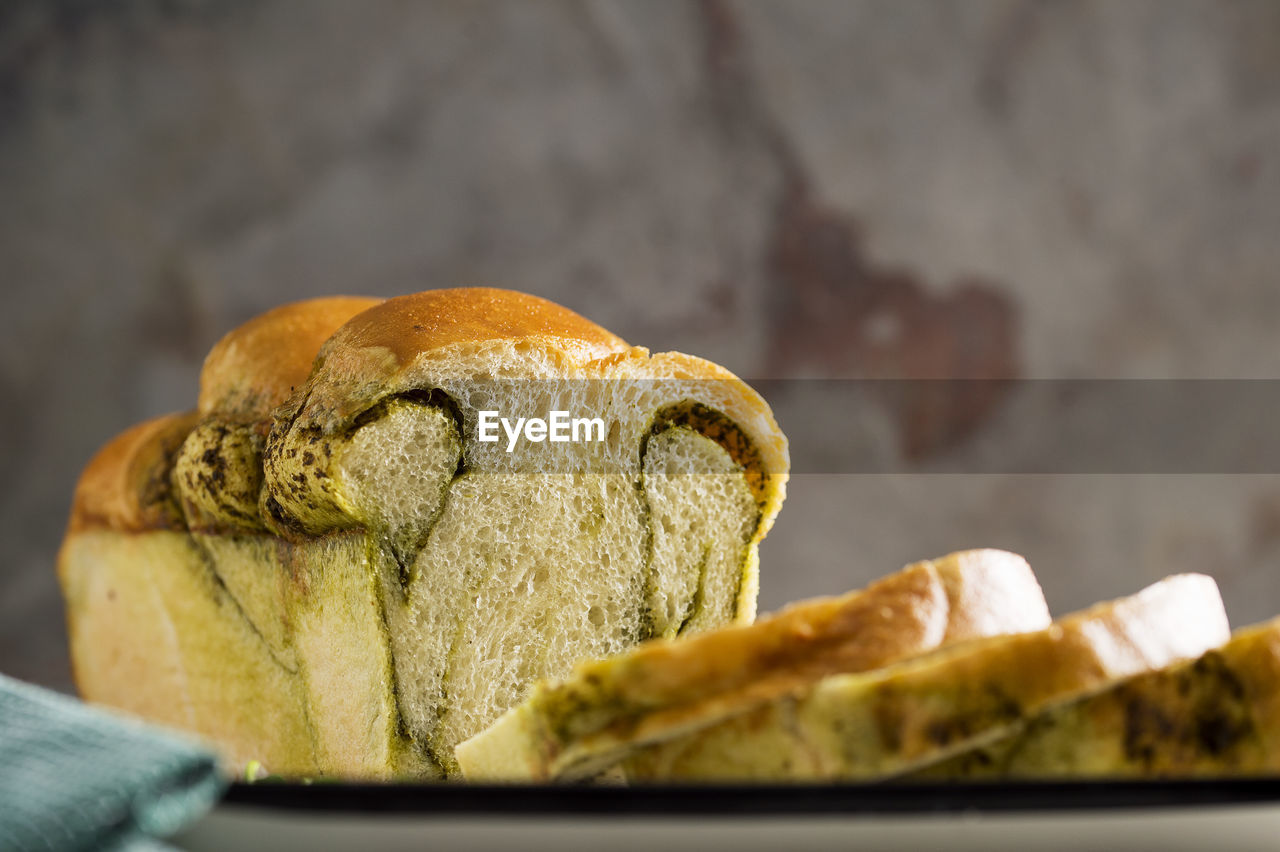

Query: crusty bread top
[328,288,629,366]
[68,287,788,536]
[65,412,201,535]
[272,289,785,522]
[282,288,631,433]
[71,289,626,534]
[264,289,786,540]
[198,296,382,424]
[68,297,379,534]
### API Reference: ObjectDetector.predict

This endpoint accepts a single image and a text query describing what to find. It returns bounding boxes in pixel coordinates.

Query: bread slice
[58,289,789,779]
[910,618,1280,779]
[620,574,1230,781]
[454,549,1050,781]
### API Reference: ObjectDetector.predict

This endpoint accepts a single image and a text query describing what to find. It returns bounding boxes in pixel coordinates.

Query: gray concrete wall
[3,0,1279,690]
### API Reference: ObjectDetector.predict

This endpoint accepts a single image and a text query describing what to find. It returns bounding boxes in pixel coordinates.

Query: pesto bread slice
[911,618,1280,779]
[455,549,1051,781]
[59,289,789,779]
[621,574,1229,782]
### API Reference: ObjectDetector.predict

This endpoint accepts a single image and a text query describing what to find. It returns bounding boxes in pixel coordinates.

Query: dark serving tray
[173,778,1280,852]
[223,776,1280,814]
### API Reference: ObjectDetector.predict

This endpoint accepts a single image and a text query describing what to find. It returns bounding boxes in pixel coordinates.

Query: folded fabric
[0,673,227,852]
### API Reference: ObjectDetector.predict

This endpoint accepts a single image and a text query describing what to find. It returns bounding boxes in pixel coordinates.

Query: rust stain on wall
[763,182,1020,459]
[695,0,1022,460]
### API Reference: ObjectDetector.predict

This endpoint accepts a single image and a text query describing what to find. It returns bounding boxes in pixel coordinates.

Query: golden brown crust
[933,549,1052,643]
[72,297,383,537]
[255,289,786,542]
[71,288,786,541]
[198,296,384,424]
[286,288,631,432]
[333,288,629,366]
[66,412,202,535]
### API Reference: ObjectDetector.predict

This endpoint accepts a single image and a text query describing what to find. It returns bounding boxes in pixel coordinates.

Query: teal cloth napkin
[0,673,228,852]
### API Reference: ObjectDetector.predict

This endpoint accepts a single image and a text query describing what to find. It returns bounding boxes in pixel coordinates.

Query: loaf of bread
[620,574,1229,781]
[910,617,1280,779]
[58,288,788,779]
[456,549,1052,781]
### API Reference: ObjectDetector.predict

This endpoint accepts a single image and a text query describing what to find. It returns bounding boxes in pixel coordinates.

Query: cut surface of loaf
[58,288,789,779]
[911,618,1280,779]
[621,574,1230,782]
[456,549,1051,781]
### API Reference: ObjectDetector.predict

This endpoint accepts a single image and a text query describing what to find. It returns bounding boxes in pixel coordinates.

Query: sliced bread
[621,574,1229,781]
[455,549,1051,781]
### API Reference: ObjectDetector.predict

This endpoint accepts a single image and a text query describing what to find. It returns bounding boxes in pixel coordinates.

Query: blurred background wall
[3,0,1280,690]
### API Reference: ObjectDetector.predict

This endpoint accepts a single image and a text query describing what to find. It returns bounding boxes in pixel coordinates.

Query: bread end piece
[65,412,201,536]
[61,287,790,780]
